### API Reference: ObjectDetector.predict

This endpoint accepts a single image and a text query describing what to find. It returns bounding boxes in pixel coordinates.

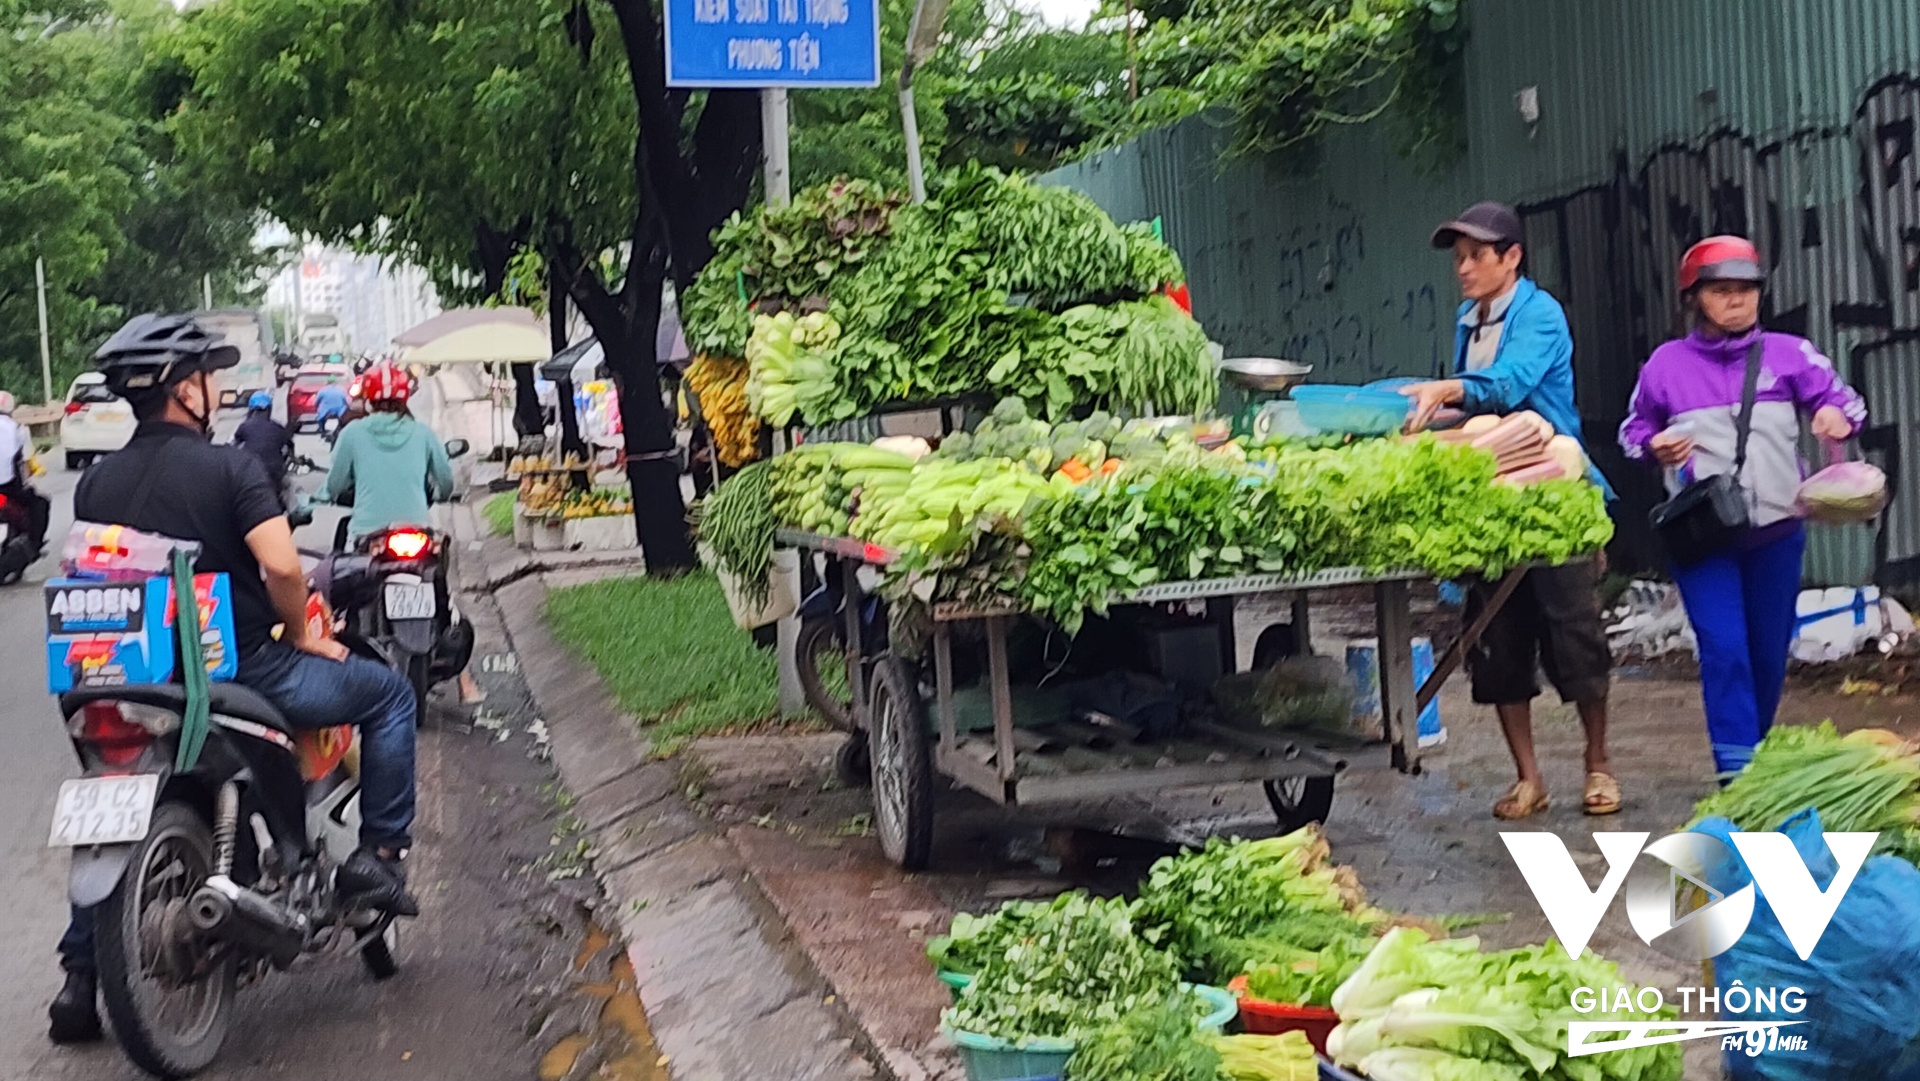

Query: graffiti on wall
[1510,74,1920,571]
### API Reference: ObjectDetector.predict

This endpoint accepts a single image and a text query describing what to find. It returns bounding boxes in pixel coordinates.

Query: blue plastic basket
[1318,1057,1368,1080]
[1289,384,1411,436]
[945,985,1237,1081]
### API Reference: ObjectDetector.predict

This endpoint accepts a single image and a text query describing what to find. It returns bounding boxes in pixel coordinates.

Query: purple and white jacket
[1618,328,1867,529]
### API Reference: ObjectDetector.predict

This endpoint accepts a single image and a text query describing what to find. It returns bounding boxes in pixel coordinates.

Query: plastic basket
[1289,385,1410,436]
[1318,1057,1367,1080]
[1226,975,1341,1055]
[939,968,972,1004]
[945,985,1236,1081]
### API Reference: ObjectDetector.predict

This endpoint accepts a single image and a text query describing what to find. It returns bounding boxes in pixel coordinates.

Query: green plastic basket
[944,984,1236,1081]
[938,969,973,1004]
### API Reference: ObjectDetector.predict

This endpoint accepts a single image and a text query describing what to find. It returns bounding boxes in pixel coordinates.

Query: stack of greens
[926,898,1054,977]
[694,168,1210,426]
[690,460,775,605]
[1133,829,1386,989]
[1064,999,1320,1081]
[1690,721,1920,865]
[942,892,1186,1043]
[681,179,904,359]
[1326,928,1682,1081]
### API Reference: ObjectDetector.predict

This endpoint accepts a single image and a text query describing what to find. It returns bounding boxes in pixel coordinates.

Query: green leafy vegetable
[942,892,1184,1043]
[1690,721,1920,864]
[1065,998,1221,1081]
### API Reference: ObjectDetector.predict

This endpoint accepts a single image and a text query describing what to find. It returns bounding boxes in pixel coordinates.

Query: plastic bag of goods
[1691,811,1920,1081]
[1796,461,1887,524]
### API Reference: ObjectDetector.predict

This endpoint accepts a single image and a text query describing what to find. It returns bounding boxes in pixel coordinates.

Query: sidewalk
[454,507,878,1081]
[457,499,1919,1081]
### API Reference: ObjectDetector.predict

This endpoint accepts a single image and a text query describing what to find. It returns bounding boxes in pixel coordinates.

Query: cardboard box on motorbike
[44,573,239,693]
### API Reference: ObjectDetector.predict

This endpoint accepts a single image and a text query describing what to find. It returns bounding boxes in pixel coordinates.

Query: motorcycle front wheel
[97,800,237,1078]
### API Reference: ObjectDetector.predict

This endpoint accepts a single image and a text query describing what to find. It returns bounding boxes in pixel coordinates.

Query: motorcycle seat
[58,683,294,736]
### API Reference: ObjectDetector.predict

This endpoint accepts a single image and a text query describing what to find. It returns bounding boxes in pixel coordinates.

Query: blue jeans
[60,643,416,975]
[1671,525,1807,778]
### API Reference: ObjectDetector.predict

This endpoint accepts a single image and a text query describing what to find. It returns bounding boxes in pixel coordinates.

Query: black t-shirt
[74,421,286,652]
[233,413,294,488]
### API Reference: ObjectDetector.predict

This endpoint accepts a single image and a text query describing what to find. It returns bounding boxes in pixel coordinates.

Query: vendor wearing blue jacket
[1397,201,1618,822]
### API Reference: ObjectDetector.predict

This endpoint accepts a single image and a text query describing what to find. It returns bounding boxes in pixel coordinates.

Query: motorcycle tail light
[383,530,431,560]
[69,702,179,766]
[64,401,85,415]
[0,493,8,509]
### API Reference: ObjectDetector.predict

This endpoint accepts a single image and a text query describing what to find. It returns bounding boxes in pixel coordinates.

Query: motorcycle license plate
[48,775,159,848]
[383,582,437,620]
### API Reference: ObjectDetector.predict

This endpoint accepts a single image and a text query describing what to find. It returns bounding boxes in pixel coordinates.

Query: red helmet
[1678,236,1765,294]
[362,362,411,403]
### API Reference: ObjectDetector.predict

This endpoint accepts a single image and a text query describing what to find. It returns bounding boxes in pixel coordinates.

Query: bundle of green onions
[1690,721,1920,865]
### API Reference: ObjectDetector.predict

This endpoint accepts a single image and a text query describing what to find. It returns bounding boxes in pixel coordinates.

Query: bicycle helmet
[93,313,240,396]
[248,390,272,410]
[1678,236,1765,294]
[362,362,411,403]
[0,391,14,415]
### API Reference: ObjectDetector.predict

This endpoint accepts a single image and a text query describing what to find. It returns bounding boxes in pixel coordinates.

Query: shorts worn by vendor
[1464,561,1612,707]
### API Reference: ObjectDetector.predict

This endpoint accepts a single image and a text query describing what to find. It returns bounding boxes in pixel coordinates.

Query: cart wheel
[868,655,933,871]
[797,615,854,731]
[1264,774,1335,833]
[834,731,871,788]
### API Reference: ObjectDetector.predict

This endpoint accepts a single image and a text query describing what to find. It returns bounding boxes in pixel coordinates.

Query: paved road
[0,418,624,1080]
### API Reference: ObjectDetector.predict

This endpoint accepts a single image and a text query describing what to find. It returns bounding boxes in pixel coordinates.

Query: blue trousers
[1671,526,1806,778]
[60,643,416,974]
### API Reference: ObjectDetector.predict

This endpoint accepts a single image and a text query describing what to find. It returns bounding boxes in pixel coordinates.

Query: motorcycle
[57,594,399,1077]
[315,439,474,720]
[0,485,41,585]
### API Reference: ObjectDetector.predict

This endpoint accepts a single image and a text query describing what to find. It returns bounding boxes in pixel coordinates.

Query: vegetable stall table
[777,527,1533,870]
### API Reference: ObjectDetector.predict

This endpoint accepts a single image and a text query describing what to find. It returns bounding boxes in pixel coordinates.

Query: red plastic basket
[1226,975,1341,1055]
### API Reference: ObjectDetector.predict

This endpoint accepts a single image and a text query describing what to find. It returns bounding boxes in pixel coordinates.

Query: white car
[59,372,136,469]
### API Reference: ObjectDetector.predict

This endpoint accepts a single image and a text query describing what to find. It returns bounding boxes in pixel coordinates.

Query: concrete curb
[482,570,880,1081]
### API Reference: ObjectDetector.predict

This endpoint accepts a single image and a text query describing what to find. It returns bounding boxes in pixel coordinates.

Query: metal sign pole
[762,88,791,208]
[35,256,52,404]
[899,0,952,205]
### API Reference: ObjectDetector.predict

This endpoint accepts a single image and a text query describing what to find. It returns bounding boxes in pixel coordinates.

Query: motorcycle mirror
[445,439,471,459]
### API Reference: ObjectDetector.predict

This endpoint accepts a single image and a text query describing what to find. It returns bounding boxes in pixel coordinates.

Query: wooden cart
[777,528,1530,869]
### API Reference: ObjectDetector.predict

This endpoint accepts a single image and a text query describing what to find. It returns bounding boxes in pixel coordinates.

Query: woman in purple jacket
[1618,236,1867,779]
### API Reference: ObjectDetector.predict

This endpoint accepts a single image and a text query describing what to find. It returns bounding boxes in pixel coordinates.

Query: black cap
[1432,202,1525,249]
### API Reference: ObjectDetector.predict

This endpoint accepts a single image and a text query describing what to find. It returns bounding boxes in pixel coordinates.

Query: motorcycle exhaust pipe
[188,875,308,969]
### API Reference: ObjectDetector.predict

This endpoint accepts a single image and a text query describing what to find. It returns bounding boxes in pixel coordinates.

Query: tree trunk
[474,221,547,440]
[551,261,587,461]
[510,365,543,437]
[559,248,695,576]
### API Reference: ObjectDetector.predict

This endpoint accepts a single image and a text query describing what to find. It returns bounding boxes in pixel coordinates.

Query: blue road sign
[665,0,881,88]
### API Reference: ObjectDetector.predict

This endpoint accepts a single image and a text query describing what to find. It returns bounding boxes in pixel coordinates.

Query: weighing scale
[1221,358,1313,440]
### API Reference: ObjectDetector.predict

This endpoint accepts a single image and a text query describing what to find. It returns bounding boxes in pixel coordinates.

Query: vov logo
[1500,830,1878,962]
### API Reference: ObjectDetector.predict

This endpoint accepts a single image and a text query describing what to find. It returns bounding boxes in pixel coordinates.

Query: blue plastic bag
[1692,811,1920,1080]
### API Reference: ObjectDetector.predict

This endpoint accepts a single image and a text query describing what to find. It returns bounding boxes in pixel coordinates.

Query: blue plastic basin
[945,984,1237,1081]
[1290,384,1412,436]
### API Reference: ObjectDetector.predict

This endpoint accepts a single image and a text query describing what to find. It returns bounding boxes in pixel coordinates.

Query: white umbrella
[394,307,548,365]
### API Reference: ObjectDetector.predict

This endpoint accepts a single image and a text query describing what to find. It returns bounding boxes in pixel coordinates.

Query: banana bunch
[686,354,762,467]
[745,311,841,426]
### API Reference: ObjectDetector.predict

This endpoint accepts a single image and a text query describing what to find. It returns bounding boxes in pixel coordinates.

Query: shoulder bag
[1647,339,1764,567]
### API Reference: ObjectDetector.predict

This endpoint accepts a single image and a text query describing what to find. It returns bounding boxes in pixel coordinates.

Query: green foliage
[1127,0,1467,161]
[1690,721,1920,864]
[543,573,779,742]
[482,492,516,537]
[0,0,263,400]
[942,892,1185,1042]
[1065,998,1223,1081]
[926,899,1055,976]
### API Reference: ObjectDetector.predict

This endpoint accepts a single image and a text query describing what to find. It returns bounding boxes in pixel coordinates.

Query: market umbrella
[394,307,548,366]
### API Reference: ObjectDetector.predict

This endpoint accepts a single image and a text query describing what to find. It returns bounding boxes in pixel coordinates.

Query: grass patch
[482,491,516,536]
[544,572,779,743]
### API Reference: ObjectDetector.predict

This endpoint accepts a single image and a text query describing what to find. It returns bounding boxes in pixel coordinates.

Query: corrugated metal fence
[1045,0,1920,586]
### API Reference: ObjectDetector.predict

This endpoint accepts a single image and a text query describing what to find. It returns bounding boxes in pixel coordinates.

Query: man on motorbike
[314,378,350,443]
[0,390,50,555]
[233,389,295,496]
[322,362,453,539]
[50,314,420,1045]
